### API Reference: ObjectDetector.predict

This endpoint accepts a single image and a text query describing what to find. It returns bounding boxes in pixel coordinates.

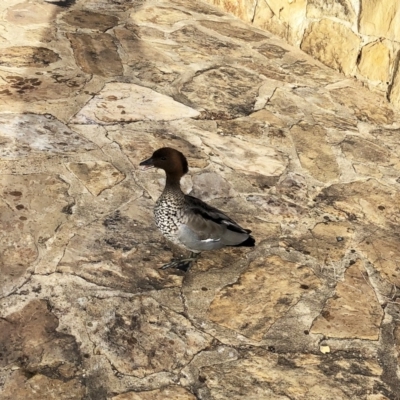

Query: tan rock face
[301,19,360,75]
[265,0,307,44]
[200,352,384,399]
[0,300,82,389]
[0,71,93,116]
[290,123,340,183]
[358,40,392,83]
[197,132,287,177]
[169,24,242,61]
[311,260,383,339]
[85,296,212,377]
[253,0,286,40]
[208,255,321,340]
[182,66,262,119]
[1,372,85,400]
[205,0,400,113]
[131,6,192,25]
[306,0,356,23]
[389,65,400,108]
[0,174,72,296]
[316,180,400,230]
[359,230,400,287]
[58,199,184,292]
[207,0,257,22]
[6,2,62,25]
[360,0,400,41]
[72,82,200,124]
[330,86,395,125]
[289,221,354,263]
[1,0,400,398]
[340,135,399,168]
[67,161,125,196]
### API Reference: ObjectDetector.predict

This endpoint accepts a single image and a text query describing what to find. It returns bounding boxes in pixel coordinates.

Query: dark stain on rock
[277,356,298,369]
[257,43,288,58]
[62,202,74,215]
[0,300,81,380]
[318,358,342,376]
[0,47,59,68]
[300,284,309,289]
[103,210,123,229]
[277,296,292,305]
[321,310,334,321]
[67,33,123,77]
[84,367,108,400]
[103,211,139,251]
[9,191,22,196]
[62,10,118,31]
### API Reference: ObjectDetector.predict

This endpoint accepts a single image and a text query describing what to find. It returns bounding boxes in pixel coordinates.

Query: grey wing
[185,195,252,234]
[176,195,251,251]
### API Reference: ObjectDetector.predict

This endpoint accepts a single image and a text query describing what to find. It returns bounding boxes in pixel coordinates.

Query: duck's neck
[164,174,183,194]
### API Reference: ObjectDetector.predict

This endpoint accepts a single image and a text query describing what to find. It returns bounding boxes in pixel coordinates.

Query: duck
[139,147,255,271]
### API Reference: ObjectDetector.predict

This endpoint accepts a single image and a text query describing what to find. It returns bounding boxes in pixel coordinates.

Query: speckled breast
[154,197,185,244]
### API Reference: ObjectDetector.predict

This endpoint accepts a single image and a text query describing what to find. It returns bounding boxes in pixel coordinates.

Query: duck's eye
[161,157,167,160]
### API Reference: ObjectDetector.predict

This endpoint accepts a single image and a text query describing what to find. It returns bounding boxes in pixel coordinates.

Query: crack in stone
[0,272,34,300]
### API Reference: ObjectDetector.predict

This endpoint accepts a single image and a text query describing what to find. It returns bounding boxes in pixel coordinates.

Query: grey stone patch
[0,114,96,159]
[181,66,263,119]
[199,20,269,42]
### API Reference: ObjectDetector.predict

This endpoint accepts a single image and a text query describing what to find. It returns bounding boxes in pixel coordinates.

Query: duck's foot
[160,252,200,272]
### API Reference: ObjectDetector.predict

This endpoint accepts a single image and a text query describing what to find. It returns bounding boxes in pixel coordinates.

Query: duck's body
[140,147,255,270]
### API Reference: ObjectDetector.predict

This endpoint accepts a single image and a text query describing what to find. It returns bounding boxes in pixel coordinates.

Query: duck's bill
[140,165,154,170]
[139,157,154,170]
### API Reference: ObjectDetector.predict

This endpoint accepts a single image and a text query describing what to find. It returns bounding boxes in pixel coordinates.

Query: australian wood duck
[140,147,255,271]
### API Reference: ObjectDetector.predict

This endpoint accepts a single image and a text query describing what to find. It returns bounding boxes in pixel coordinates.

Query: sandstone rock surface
[203,0,400,112]
[0,0,399,399]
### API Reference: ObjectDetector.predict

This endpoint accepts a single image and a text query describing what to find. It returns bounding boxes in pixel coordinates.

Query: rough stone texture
[389,64,400,109]
[208,255,322,340]
[307,0,356,23]
[204,0,400,112]
[1,0,400,399]
[263,0,307,44]
[357,40,392,84]
[291,123,340,182]
[253,0,286,40]
[200,351,385,400]
[301,19,361,75]
[0,46,60,68]
[66,161,125,196]
[72,83,200,124]
[359,0,400,41]
[206,0,257,22]
[311,260,384,340]
[67,33,123,77]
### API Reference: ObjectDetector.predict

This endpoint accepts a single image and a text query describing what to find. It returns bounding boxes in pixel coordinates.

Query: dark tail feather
[232,235,255,247]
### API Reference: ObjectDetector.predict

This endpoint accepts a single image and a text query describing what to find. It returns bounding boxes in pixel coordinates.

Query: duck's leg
[161,252,200,271]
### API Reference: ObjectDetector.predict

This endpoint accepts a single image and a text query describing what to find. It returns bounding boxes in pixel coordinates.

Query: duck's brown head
[140,147,189,178]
